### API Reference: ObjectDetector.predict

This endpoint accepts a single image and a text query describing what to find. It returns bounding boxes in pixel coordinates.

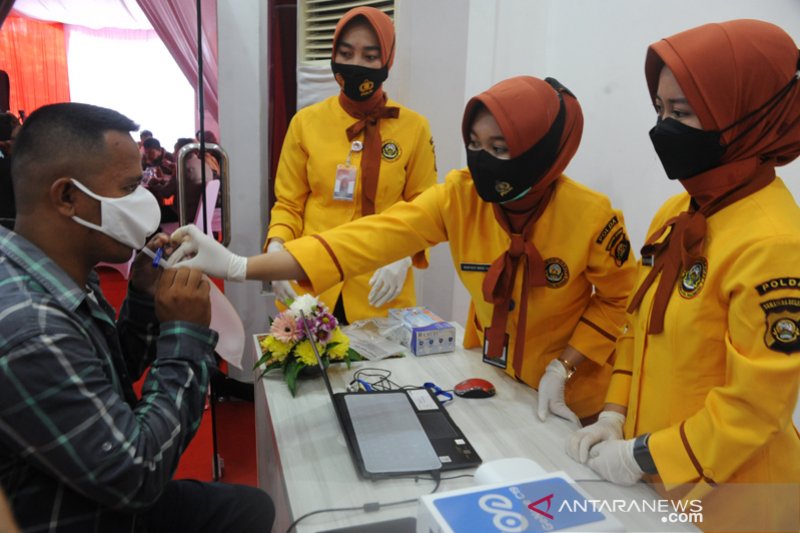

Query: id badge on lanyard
[333,140,363,201]
[482,328,509,369]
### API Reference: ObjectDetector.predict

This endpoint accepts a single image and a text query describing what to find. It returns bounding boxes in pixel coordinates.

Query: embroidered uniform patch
[596,215,619,244]
[544,257,569,288]
[755,277,800,296]
[678,258,707,299]
[381,140,401,161]
[760,297,800,354]
[604,228,630,267]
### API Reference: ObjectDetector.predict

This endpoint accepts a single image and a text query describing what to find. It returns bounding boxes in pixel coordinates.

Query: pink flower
[316,313,338,332]
[270,312,299,343]
[315,328,331,344]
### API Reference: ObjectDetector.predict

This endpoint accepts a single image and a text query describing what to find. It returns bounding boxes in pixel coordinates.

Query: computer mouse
[453,378,495,399]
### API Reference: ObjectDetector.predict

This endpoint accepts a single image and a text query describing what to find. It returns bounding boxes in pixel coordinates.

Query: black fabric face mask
[331,61,388,101]
[467,96,565,204]
[649,70,799,181]
[649,118,726,181]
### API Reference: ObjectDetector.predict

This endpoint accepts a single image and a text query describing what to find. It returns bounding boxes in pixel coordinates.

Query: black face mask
[648,118,726,181]
[331,61,388,101]
[467,94,565,203]
[649,70,799,181]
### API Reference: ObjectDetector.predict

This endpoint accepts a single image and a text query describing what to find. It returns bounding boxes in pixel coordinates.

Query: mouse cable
[284,470,442,533]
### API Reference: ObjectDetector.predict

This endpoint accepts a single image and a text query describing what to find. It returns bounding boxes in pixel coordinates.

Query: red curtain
[0,15,70,118]
[268,0,297,210]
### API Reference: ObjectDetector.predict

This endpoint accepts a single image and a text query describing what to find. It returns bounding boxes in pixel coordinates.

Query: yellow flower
[326,328,350,360]
[262,335,292,362]
[294,339,323,366]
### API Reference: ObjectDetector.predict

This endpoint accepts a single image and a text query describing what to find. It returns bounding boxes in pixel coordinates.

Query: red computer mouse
[453,378,496,399]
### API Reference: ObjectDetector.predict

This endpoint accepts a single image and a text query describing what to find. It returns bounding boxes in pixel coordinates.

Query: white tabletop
[254,330,696,533]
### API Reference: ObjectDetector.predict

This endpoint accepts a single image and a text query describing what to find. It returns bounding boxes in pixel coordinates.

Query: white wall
[217,0,273,381]
[390,0,800,327]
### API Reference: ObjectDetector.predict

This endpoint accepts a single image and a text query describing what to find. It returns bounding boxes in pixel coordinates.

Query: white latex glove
[537,359,580,424]
[565,410,626,463]
[266,240,298,304]
[586,438,644,486]
[167,224,247,281]
[368,256,412,308]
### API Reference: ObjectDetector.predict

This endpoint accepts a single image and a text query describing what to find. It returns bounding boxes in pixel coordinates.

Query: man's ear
[50,177,79,218]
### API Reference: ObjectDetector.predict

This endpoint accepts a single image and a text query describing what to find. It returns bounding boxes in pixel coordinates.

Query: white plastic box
[417,471,624,532]
[387,307,456,356]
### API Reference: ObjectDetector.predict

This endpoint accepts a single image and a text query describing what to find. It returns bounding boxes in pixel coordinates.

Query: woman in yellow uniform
[567,20,800,531]
[266,6,437,323]
[168,76,637,423]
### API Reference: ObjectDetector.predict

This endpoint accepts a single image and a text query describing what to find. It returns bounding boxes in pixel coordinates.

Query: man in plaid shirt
[0,103,273,532]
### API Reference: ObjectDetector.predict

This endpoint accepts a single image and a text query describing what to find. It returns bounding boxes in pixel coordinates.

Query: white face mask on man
[70,178,161,249]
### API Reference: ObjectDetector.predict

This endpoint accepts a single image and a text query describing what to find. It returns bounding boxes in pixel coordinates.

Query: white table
[254,331,696,533]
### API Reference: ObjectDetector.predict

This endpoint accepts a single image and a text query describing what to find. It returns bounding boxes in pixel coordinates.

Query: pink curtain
[135,0,218,134]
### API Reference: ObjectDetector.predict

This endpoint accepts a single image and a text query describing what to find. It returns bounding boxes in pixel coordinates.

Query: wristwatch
[633,433,658,475]
[557,358,577,380]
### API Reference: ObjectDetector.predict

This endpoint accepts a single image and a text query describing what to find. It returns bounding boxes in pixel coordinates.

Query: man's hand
[129,233,171,296]
[155,268,211,327]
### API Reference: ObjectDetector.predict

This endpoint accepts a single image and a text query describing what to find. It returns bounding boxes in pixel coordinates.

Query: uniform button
[508,299,516,311]
[101,441,113,453]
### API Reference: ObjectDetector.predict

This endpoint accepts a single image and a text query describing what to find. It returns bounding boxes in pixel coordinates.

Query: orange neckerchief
[627,160,775,333]
[339,90,399,215]
[482,183,555,376]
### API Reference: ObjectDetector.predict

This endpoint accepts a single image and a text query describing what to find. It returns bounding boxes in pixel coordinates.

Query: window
[299,0,394,63]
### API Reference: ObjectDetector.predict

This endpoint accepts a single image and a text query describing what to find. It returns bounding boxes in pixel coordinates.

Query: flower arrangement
[256,294,359,396]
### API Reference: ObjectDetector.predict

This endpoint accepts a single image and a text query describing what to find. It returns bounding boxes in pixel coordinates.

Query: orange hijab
[461,76,583,375]
[629,19,800,333]
[332,7,398,216]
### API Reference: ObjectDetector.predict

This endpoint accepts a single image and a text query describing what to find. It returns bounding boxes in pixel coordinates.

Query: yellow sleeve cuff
[412,249,429,269]
[604,371,631,407]
[267,224,296,245]
[569,317,616,366]
[284,236,343,296]
[649,424,711,489]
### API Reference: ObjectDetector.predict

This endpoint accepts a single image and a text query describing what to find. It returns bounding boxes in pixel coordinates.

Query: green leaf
[286,361,304,397]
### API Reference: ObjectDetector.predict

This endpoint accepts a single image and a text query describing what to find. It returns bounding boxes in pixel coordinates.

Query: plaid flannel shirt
[0,227,218,532]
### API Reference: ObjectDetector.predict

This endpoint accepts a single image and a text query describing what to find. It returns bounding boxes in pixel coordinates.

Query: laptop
[301,313,481,479]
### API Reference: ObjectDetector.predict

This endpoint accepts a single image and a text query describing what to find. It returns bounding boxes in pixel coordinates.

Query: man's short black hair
[0,112,20,141]
[143,137,161,150]
[11,102,138,211]
[140,129,153,139]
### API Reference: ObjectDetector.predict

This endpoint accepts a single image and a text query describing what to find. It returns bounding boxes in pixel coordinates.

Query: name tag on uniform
[333,164,356,201]
[460,263,491,272]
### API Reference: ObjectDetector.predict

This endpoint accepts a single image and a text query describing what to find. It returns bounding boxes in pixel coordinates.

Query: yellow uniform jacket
[286,170,637,417]
[267,95,437,322]
[606,178,800,525]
